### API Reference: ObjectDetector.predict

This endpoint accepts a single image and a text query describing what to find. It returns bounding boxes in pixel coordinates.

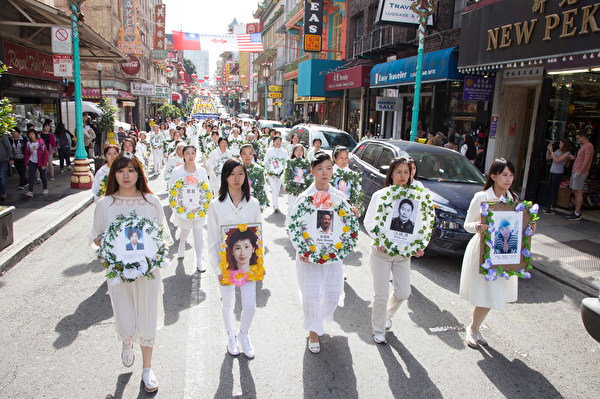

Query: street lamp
[409,0,440,142]
[262,62,271,120]
[96,63,103,105]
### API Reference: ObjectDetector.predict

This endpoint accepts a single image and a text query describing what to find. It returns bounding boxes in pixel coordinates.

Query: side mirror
[379,165,389,175]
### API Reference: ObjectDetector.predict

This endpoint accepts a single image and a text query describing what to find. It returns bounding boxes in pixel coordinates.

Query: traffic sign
[53,54,73,77]
[52,26,72,54]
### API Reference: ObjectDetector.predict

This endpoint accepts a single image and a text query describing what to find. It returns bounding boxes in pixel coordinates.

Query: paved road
[0,174,598,398]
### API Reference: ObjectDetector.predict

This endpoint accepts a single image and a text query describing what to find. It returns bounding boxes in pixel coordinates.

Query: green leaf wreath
[264,156,287,178]
[284,158,314,196]
[247,163,270,211]
[370,185,435,257]
[332,168,364,211]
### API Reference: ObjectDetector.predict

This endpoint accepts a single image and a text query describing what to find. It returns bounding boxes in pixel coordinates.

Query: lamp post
[262,62,271,120]
[409,0,439,142]
[97,62,103,105]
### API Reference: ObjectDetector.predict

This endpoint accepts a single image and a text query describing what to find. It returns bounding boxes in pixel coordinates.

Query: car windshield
[267,122,285,129]
[314,129,356,150]
[406,150,486,184]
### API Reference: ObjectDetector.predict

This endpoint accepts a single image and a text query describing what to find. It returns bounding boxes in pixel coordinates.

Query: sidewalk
[0,159,94,274]
[1,159,599,297]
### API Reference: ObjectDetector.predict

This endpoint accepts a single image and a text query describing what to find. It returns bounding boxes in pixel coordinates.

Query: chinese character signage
[154,4,166,50]
[463,76,495,102]
[303,0,323,53]
[118,0,143,55]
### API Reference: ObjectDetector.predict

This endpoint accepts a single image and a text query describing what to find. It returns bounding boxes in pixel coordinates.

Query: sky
[163,0,260,76]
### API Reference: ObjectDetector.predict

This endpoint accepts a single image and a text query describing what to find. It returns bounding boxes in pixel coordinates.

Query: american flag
[236,33,264,52]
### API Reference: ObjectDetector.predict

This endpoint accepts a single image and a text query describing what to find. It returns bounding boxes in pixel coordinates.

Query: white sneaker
[373,333,387,344]
[385,318,392,330]
[25,191,33,197]
[238,331,255,359]
[227,332,239,356]
[42,189,49,195]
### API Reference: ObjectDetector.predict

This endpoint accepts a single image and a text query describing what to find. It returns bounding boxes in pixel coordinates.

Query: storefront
[369,46,468,139]
[459,0,600,206]
[324,65,372,139]
[297,58,343,125]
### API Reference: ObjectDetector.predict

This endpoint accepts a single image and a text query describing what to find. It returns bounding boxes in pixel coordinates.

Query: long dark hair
[218,158,250,203]
[105,152,153,200]
[291,144,305,159]
[483,158,517,199]
[560,137,572,154]
[384,157,413,187]
[228,228,257,270]
[464,135,477,160]
[121,138,136,152]
[54,122,66,136]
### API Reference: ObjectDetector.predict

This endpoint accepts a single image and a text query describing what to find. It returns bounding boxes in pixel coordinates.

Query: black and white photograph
[389,198,417,234]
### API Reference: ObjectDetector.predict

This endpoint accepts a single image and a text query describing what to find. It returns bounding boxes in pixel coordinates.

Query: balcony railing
[285,0,303,24]
[353,25,415,59]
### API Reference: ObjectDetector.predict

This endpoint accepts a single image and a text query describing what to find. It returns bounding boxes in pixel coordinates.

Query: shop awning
[118,90,136,100]
[298,58,344,97]
[82,88,136,100]
[370,46,463,88]
[172,92,182,101]
[0,0,127,63]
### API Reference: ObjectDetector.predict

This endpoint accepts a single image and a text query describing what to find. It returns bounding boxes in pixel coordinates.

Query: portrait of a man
[316,211,333,236]
[390,199,415,234]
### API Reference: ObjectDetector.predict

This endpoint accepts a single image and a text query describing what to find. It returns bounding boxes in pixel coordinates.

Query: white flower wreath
[370,185,435,257]
[264,157,287,178]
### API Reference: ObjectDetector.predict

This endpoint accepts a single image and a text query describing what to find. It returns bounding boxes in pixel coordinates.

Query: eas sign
[303,0,323,53]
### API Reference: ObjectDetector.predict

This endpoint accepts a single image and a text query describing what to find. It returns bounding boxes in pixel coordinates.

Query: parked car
[349,139,486,256]
[256,120,285,131]
[285,124,357,155]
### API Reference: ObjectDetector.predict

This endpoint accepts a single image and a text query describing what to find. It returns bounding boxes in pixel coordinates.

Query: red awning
[172,92,181,101]
[118,90,136,100]
[82,88,100,99]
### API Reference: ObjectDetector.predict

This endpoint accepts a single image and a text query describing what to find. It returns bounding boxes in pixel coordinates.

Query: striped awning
[82,88,136,100]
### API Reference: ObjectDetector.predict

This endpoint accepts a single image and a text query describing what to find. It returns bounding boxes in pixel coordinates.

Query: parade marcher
[293,152,360,353]
[40,120,57,181]
[92,144,120,203]
[544,137,571,215]
[164,142,185,188]
[24,129,49,197]
[364,157,425,344]
[207,137,232,195]
[459,158,535,348]
[407,158,424,189]
[307,138,322,162]
[207,158,262,358]
[264,136,287,212]
[169,145,209,272]
[240,144,269,211]
[8,128,27,190]
[228,127,245,157]
[150,125,164,176]
[284,144,311,218]
[287,133,300,157]
[90,152,172,392]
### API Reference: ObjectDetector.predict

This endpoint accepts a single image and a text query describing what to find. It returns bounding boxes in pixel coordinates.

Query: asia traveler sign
[374,0,434,26]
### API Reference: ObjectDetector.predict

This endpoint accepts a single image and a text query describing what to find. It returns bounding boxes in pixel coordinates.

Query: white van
[61,101,130,134]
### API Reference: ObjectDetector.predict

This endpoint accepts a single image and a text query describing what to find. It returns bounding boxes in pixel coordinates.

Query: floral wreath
[332,168,364,211]
[228,137,245,156]
[214,155,230,177]
[219,223,265,286]
[164,160,183,185]
[479,197,539,281]
[264,156,287,178]
[162,138,174,154]
[168,176,213,220]
[97,211,169,285]
[288,191,359,264]
[247,163,270,211]
[284,158,314,196]
[150,135,163,149]
[95,174,108,198]
[204,141,217,157]
[370,185,435,257]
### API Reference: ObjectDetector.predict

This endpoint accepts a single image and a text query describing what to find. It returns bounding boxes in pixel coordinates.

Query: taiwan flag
[172,31,202,50]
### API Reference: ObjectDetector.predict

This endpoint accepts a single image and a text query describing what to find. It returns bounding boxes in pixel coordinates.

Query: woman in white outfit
[90,152,172,393]
[459,158,535,348]
[207,158,262,358]
[92,144,119,203]
[150,125,164,175]
[364,157,425,344]
[264,136,287,212]
[207,137,232,195]
[163,141,185,188]
[169,145,209,272]
[293,152,360,354]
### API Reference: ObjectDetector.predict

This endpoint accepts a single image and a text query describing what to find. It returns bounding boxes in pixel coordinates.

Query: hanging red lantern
[252,72,258,78]
[178,70,185,76]
[191,73,197,79]
[240,75,246,80]
[166,67,172,73]
[215,76,221,80]
[204,75,209,80]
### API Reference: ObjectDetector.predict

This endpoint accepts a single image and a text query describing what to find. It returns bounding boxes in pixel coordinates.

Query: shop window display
[11,99,58,132]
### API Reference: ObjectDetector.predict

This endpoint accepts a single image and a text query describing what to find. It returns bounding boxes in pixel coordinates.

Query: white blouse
[207,148,233,176]
[168,164,210,188]
[92,164,110,203]
[207,195,261,277]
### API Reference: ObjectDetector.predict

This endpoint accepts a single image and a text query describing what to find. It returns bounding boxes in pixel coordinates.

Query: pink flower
[311,191,333,209]
[229,270,249,287]
[184,175,198,185]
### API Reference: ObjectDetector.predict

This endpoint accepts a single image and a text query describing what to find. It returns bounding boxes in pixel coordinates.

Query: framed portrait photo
[219,223,264,287]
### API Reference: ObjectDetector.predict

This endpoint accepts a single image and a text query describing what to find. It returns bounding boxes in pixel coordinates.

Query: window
[453,0,467,28]
[332,13,343,60]
[361,144,381,167]
[354,15,364,38]
[376,148,395,169]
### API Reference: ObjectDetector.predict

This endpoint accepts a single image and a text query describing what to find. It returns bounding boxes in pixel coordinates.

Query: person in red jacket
[24,128,49,197]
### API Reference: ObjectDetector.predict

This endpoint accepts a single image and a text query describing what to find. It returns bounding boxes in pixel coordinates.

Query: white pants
[179,228,204,268]
[152,148,163,174]
[287,194,297,217]
[219,281,256,334]
[268,176,283,208]
[296,255,343,336]
[210,173,221,197]
[370,247,411,334]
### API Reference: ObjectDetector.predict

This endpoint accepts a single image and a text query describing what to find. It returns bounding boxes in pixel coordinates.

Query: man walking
[567,130,594,221]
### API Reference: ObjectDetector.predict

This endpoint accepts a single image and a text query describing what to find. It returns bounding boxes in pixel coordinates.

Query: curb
[532,259,600,298]
[0,195,94,276]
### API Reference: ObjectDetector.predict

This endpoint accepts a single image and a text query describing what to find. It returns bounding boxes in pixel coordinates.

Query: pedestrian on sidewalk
[293,152,360,354]
[40,120,57,181]
[55,123,73,173]
[169,145,209,273]
[90,152,171,393]
[459,158,536,348]
[91,144,119,203]
[567,131,594,221]
[0,131,14,201]
[544,137,571,215]
[8,128,27,190]
[24,129,49,197]
[364,157,425,345]
[207,158,262,359]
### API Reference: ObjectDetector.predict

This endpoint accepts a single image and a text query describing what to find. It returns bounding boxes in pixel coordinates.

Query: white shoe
[373,333,387,344]
[197,262,206,273]
[239,331,255,359]
[121,343,134,367]
[477,331,488,346]
[227,332,240,356]
[385,318,392,330]
[177,243,185,258]
[25,191,33,197]
[142,369,158,393]
[42,189,49,195]
[466,327,478,348]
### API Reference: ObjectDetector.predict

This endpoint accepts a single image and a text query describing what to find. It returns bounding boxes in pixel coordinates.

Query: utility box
[0,206,15,252]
